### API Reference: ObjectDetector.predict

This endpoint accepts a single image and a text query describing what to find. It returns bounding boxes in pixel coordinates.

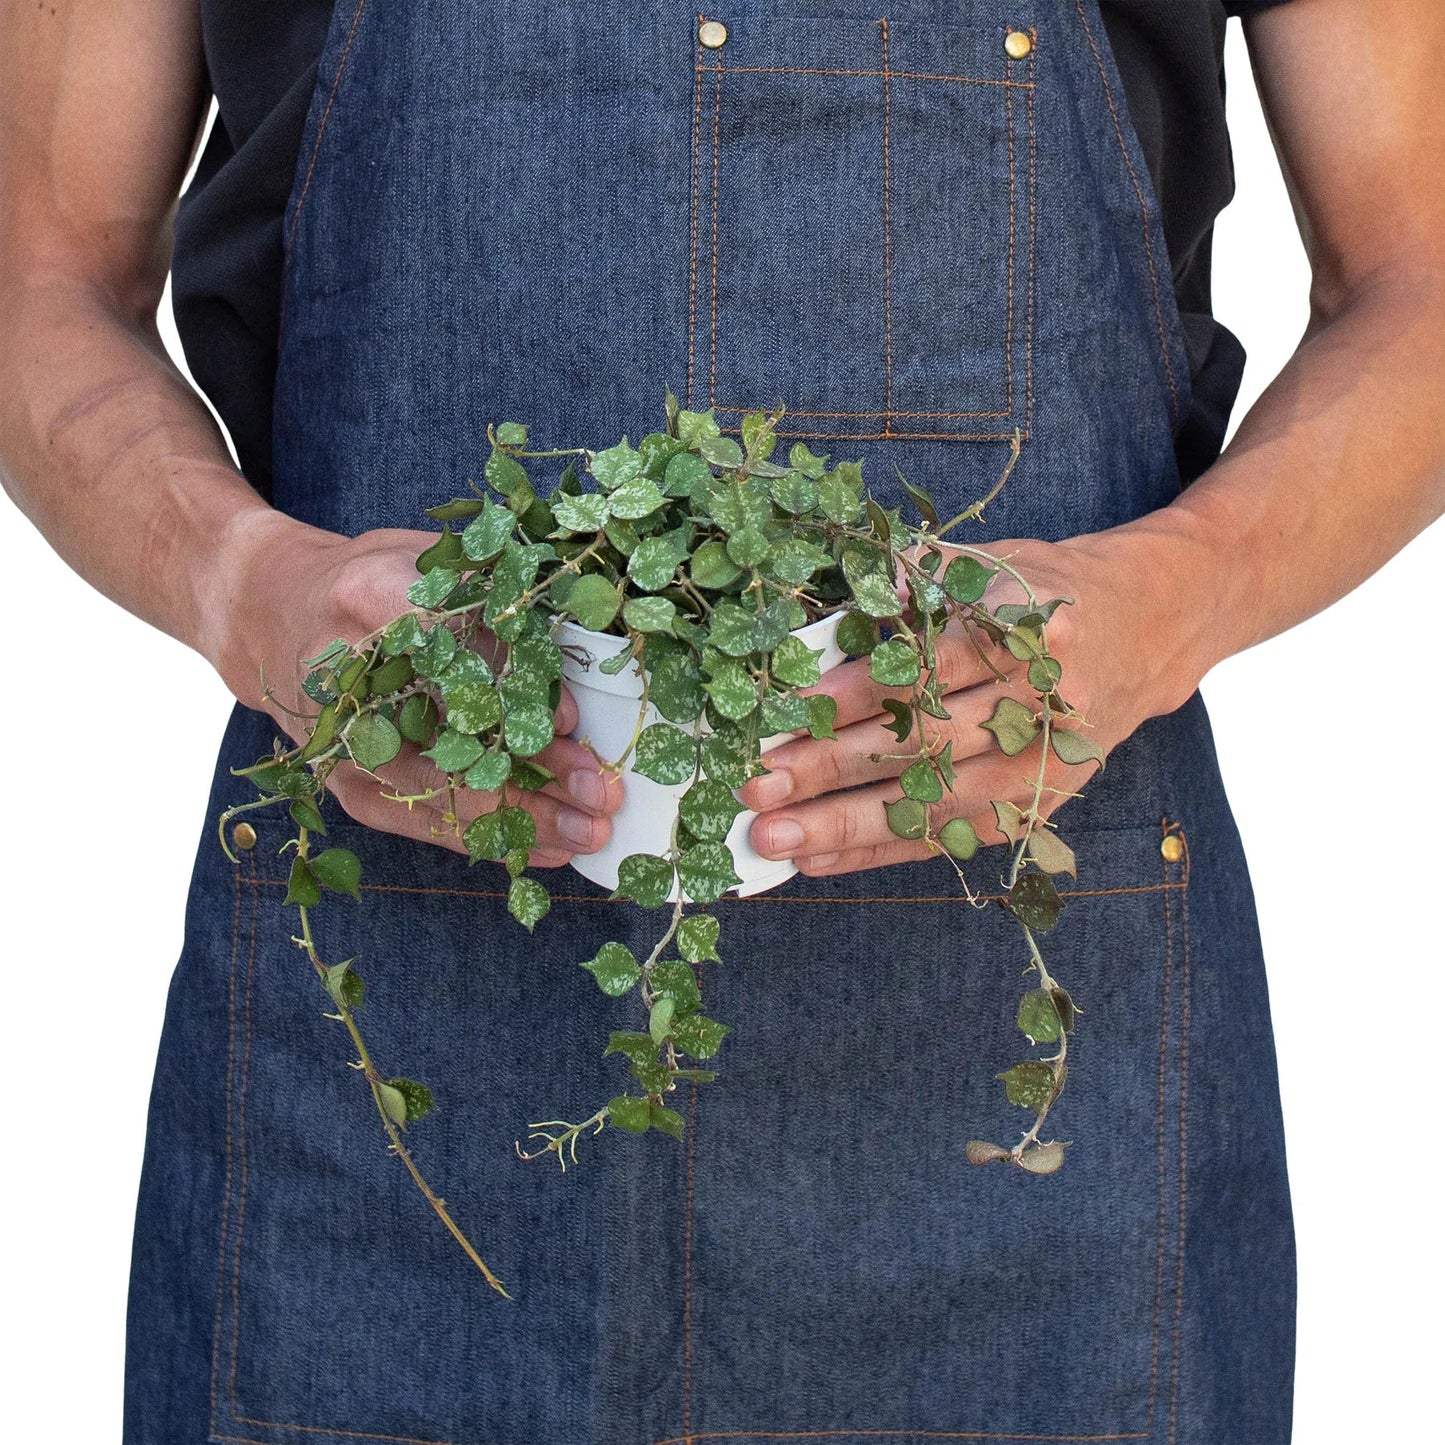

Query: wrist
[1066,505,1243,719]
[198,501,329,705]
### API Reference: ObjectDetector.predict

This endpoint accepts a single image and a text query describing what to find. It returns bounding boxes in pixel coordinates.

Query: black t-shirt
[172,1,1293,500]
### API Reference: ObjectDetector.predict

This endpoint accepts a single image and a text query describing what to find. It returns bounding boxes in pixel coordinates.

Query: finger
[336,741,613,856]
[738,682,1020,811]
[801,626,1016,734]
[747,748,1068,863]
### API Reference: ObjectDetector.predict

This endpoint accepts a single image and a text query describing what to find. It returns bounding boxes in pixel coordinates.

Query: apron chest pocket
[687,11,1037,442]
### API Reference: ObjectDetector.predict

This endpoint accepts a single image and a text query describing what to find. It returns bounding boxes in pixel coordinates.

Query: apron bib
[125,5,1296,1443]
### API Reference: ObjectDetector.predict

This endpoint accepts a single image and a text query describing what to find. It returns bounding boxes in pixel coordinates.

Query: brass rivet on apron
[1160,833,1184,864]
[1004,29,1033,60]
[699,19,728,49]
[233,822,258,852]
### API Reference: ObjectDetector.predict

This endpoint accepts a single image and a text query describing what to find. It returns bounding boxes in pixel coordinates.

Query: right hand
[210,510,621,867]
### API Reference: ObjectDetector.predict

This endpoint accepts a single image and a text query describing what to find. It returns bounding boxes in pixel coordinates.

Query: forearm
[0,276,311,677]
[1080,265,1445,711]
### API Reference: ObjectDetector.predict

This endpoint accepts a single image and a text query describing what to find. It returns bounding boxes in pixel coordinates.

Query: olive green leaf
[980,697,1040,757]
[1051,727,1107,770]
[1027,827,1078,878]
[416,527,464,574]
[396,693,439,745]
[938,817,980,860]
[346,713,402,773]
[322,958,364,1011]
[885,797,929,841]
[376,1081,412,1130]
[689,539,744,590]
[561,573,622,632]
[992,799,1025,845]
[942,554,996,604]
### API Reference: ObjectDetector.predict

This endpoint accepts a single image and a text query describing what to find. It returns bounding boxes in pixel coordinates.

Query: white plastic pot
[555,610,846,899]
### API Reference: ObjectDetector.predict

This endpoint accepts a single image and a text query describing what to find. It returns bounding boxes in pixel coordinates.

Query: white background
[1,24,1439,1442]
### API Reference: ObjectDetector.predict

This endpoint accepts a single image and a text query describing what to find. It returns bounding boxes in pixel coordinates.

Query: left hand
[737,535,1194,877]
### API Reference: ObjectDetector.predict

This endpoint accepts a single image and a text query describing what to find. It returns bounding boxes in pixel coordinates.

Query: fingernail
[568,770,608,812]
[747,768,793,808]
[558,807,596,849]
[805,852,839,870]
[763,818,805,856]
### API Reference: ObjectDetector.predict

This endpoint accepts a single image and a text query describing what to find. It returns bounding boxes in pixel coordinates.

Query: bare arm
[740,0,1445,872]
[0,0,619,862]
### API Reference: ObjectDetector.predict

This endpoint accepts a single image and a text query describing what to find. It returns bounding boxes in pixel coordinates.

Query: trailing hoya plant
[219,391,1104,1295]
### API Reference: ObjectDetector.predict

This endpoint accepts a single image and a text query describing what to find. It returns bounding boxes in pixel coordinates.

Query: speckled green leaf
[679,778,746,842]
[614,854,676,908]
[677,914,721,964]
[581,942,641,997]
[634,722,698,785]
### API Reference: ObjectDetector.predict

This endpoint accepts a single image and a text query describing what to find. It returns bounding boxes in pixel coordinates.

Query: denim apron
[124,4,1297,1442]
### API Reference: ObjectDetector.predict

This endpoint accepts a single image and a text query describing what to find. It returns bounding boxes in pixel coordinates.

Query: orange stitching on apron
[683,999,701,1441]
[1071,1,1180,418]
[1166,825,1191,1445]
[716,67,1032,88]
[1147,820,1176,1434]
[688,17,705,407]
[286,0,369,252]
[649,1430,1146,1442]
[710,406,1012,420]
[241,877,1184,906]
[708,52,723,414]
[724,429,1032,442]
[208,862,245,1434]
[880,19,894,433]
[227,857,261,1421]
[1025,32,1037,434]
[1005,48,1018,423]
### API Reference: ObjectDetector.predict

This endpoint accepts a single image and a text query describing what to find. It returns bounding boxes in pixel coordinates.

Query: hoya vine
[219,391,1104,1294]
